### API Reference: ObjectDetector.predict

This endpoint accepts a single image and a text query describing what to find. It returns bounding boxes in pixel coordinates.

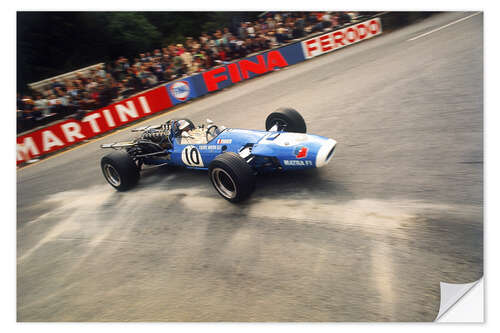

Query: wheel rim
[270,118,288,131]
[103,164,121,187]
[211,168,237,199]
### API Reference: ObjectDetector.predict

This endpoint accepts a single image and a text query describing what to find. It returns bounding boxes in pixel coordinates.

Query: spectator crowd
[17,11,365,133]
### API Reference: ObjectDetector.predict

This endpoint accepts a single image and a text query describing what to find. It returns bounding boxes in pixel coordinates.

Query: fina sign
[301,18,382,59]
[201,50,289,92]
[169,80,191,101]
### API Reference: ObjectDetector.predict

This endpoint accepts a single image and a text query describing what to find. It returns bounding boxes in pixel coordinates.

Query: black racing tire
[101,151,140,191]
[265,107,307,133]
[208,152,256,203]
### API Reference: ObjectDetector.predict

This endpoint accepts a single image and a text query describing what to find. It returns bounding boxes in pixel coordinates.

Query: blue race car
[100,108,337,202]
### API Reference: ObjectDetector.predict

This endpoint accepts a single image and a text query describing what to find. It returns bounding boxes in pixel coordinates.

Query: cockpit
[173,119,224,145]
[132,119,225,150]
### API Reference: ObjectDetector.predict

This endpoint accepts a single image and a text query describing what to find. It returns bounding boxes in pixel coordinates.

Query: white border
[4,0,498,331]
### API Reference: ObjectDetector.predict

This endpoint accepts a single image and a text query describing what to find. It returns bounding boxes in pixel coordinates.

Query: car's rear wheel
[101,151,140,191]
[265,107,307,133]
[208,152,256,202]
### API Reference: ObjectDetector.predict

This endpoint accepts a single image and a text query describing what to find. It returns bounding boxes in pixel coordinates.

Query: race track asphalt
[17,12,483,321]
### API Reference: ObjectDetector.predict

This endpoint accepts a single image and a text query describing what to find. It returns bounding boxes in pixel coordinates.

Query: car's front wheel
[208,152,256,202]
[101,151,140,191]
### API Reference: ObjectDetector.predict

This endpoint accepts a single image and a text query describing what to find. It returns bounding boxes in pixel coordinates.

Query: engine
[142,130,165,143]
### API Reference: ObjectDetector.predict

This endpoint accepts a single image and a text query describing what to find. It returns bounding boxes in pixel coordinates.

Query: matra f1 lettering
[283,160,313,166]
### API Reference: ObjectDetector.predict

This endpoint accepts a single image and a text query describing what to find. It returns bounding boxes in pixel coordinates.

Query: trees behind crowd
[17,11,365,134]
[17,12,258,93]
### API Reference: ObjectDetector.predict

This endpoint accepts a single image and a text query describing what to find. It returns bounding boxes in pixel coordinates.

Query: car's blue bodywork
[141,126,337,173]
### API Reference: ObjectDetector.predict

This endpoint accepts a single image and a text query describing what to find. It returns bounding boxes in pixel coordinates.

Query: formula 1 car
[100,108,337,202]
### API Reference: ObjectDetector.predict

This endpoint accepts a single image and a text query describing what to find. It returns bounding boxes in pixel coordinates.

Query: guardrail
[16,16,383,165]
[28,63,105,92]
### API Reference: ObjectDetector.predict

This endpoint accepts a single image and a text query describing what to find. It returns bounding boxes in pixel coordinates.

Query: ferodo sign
[301,18,382,59]
[16,86,172,164]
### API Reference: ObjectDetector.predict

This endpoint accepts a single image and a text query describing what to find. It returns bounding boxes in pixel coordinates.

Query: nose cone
[315,139,337,168]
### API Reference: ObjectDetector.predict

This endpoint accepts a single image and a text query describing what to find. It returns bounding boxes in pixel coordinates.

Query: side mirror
[181,131,190,138]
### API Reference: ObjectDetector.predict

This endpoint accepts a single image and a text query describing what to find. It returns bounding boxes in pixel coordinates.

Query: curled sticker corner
[435,277,483,321]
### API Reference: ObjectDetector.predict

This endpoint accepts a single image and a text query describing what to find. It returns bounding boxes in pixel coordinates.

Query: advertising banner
[195,42,305,95]
[301,18,382,59]
[17,86,173,164]
[165,77,198,105]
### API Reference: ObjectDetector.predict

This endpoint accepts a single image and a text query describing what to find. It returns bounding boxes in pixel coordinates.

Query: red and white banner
[17,86,173,164]
[301,18,382,59]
